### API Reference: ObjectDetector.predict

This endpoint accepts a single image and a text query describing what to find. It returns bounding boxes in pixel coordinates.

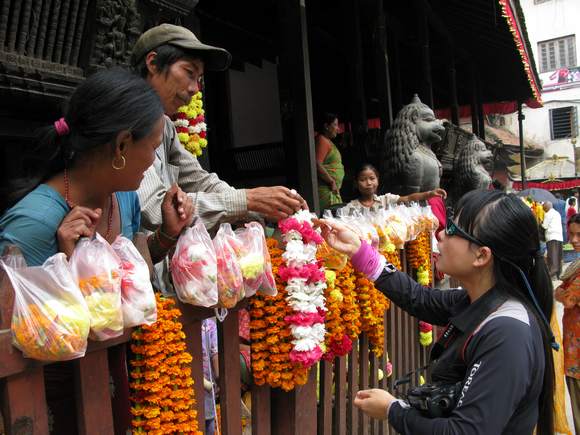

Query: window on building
[538,35,577,72]
[550,106,578,140]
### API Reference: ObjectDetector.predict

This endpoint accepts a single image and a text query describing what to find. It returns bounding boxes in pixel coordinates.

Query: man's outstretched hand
[246,186,308,221]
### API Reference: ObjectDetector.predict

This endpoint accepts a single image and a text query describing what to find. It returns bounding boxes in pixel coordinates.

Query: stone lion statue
[455,134,493,193]
[381,94,445,195]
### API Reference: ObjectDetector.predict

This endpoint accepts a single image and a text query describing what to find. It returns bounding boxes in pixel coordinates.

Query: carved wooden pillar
[374,0,393,134]
[390,34,403,115]
[448,55,460,126]
[470,65,479,136]
[417,2,433,108]
[342,0,368,160]
[518,100,527,189]
[476,72,485,140]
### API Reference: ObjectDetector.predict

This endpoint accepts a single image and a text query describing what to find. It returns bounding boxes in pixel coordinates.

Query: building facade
[504,0,580,179]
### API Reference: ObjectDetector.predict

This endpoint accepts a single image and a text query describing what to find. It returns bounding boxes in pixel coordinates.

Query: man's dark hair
[568,213,580,227]
[132,44,204,78]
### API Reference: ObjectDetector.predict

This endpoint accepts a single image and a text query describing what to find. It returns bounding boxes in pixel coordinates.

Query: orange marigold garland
[249,239,309,391]
[129,294,201,435]
[335,262,361,340]
[405,230,434,347]
[406,231,432,286]
[354,271,389,357]
[383,249,402,271]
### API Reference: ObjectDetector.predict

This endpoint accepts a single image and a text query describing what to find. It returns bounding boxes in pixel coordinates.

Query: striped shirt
[137,116,249,232]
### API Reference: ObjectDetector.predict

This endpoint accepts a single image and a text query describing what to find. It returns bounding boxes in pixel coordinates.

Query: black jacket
[376,268,545,435]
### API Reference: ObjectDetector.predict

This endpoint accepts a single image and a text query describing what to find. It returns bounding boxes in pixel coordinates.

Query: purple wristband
[351,240,386,281]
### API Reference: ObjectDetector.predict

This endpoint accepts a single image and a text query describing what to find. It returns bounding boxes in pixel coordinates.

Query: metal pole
[518,100,527,190]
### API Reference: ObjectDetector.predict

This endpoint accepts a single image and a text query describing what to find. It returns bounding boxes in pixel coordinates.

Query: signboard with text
[540,67,580,91]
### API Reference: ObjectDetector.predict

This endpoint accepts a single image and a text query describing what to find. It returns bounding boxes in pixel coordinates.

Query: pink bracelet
[350,241,387,281]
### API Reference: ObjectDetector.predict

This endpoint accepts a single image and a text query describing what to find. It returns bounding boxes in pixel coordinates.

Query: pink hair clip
[54,117,70,136]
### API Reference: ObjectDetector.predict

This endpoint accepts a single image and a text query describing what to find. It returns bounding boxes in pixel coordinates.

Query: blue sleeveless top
[0,184,141,266]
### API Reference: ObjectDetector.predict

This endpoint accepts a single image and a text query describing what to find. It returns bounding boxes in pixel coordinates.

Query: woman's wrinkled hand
[353,388,397,420]
[314,218,361,258]
[161,184,194,238]
[57,206,102,258]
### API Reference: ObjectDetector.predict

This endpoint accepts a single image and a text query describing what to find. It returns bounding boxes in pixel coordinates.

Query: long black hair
[2,68,163,211]
[454,190,554,435]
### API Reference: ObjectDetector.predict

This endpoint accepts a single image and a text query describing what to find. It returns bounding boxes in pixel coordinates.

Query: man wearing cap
[132,24,306,235]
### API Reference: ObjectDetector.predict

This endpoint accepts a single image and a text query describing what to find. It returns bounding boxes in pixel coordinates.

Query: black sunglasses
[445,220,486,246]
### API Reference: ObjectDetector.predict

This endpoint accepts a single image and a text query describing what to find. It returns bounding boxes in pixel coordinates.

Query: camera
[406,382,462,418]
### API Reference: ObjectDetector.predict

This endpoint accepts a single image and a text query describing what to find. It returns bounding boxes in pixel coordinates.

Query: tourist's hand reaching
[314,218,361,257]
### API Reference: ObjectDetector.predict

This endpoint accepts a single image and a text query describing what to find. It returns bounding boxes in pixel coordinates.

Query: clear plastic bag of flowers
[371,209,397,254]
[420,205,440,233]
[111,236,157,327]
[346,210,379,250]
[1,253,90,361]
[384,207,408,248]
[70,234,124,341]
[213,223,245,308]
[314,211,348,271]
[170,218,218,307]
[234,222,276,297]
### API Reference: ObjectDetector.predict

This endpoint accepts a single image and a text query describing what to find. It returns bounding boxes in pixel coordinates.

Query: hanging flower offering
[213,223,245,308]
[12,300,90,361]
[171,220,218,307]
[2,253,91,361]
[130,294,202,434]
[279,210,327,369]
[249,239,309,391]
[112,236,157,327]
[70,234,124,341]
[235,222,277,297]
[322,270,352,360]
[174,91,208,157]
[316,241,348,271]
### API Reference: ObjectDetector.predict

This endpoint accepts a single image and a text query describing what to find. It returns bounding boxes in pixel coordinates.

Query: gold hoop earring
[112,155,126,170]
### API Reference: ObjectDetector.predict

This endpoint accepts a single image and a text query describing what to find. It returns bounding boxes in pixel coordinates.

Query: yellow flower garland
[406,231,432,286]
[129,294,201,434]
[175,92,208,157]
[355,271,389,357]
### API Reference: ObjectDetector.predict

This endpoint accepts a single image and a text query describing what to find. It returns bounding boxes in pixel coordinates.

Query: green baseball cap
[131,23,232,71]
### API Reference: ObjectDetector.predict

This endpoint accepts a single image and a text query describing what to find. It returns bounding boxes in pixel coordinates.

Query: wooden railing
[0,244,430,435]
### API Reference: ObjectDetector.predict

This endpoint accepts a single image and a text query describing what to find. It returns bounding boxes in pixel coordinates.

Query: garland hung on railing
[129,294,201,434]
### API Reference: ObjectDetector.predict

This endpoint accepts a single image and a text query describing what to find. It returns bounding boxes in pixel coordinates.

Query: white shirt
[343,193,401,213]
[542,208,563,242]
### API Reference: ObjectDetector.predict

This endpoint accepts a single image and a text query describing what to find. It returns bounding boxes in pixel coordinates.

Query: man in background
[543,201,564,279]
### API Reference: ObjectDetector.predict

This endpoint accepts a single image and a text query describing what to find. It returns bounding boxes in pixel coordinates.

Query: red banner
[512,179,580,191]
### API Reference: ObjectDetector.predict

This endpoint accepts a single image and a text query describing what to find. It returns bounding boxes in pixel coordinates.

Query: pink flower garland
[278,218,324,245]
[279,211,327,368]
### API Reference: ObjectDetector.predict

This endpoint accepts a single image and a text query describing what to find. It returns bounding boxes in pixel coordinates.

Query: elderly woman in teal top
[0,69,194,266]
[315,113,345,212]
